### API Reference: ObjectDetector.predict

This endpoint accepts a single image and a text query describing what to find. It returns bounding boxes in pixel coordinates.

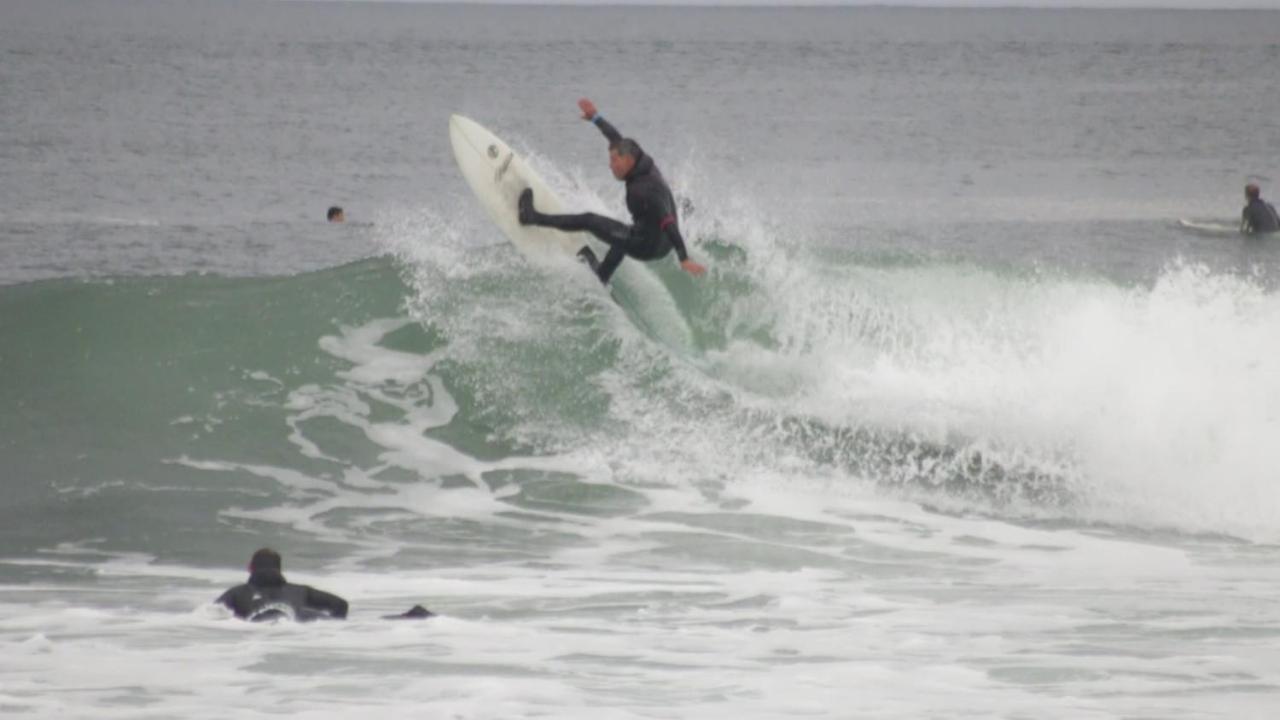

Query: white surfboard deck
[449,114,586,261]
[448,114,698,355]
[1177,218,1240,236]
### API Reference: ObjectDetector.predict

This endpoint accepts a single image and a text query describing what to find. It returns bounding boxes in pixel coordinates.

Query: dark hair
[327,206,344,221]
[610,138,643,158]
[1246,184,1261,200]
[250,548,282,572]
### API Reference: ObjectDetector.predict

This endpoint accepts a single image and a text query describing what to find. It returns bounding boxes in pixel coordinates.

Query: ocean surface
[4,1,1280,717]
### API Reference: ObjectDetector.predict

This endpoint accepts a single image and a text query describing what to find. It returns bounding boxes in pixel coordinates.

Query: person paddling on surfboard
[216,548,434,622]
[1241,183,1280,235]
[517,98,707,284]
[216,548,349,622]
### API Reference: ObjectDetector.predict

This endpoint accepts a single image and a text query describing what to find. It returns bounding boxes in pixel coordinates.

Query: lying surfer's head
[249,548,282,573]
[1246,183,1261,200]
[608,138,642,180]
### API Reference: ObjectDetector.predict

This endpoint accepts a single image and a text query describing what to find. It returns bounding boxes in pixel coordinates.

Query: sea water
[3,1,1280,717]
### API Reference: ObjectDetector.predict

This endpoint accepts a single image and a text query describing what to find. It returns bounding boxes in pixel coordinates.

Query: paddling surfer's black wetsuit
[216,568,349,622]
[1242,197,1280,235]
[519,115,689,284]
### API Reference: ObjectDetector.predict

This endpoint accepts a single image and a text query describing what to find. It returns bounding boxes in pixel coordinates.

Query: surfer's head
[249,548,282,573]
[327,206,345,223]
[608,138,642,180]
[1245,183,1261,200]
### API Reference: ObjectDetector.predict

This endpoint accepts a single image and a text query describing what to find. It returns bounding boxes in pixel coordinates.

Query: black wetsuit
[1242,197,1280,235]
[525,115,689,284]
[216,569,349,622]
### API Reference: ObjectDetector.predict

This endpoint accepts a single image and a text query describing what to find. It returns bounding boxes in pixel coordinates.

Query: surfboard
[448,114,699,355]
[449,114,586,261]
[1177,218,1240,236]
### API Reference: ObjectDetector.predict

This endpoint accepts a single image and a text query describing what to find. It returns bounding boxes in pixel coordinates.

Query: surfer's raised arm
[579,98,622,145]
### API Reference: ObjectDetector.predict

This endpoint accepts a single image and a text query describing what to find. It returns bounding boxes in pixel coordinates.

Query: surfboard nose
[449,114,474,133]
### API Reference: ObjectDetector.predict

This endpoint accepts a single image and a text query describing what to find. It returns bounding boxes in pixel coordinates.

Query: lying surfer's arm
[578,98,622,144]
[215,585,252,618]
[305,586,349,619]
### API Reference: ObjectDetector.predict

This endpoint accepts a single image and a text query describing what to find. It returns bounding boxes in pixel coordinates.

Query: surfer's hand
[578,98,598,120]
[680,259,707,277]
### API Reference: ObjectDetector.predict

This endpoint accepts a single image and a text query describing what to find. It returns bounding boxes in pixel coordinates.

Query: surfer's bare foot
[517,188,536,225]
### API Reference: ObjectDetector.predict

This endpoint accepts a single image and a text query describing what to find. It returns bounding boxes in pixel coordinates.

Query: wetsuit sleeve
[649,190,689,262]
[663,215,690,262]
[591,115,623,146]
[305,586,349,619]
[216,586,249,618]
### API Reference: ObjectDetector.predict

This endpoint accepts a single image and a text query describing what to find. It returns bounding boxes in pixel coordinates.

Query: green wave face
[0,260,410,561]
[6,228,1280,556]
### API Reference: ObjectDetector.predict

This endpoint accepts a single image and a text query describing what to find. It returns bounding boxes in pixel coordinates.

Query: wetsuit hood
[247,568,287,587]
[625,151,654,182]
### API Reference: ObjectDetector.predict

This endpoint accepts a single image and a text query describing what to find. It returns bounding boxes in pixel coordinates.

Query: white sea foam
[7,5,1280,716]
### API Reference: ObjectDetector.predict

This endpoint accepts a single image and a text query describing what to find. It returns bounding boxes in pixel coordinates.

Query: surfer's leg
[593,229,668,283]
[594,245,627,284]
[516,191,634,284]
[534,214,633,286]
[533,211,630,241]
[518,188,632,241]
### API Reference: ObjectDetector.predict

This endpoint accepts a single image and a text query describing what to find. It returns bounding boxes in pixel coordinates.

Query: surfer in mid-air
[1241,183,1280,235]
[517,98,707,284]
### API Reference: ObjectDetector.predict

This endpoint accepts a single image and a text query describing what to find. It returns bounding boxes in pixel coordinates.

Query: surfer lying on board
[217,548,349,622]
[216,548,434,622]
[1242,183,1280,235]
[517,98,707,284]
